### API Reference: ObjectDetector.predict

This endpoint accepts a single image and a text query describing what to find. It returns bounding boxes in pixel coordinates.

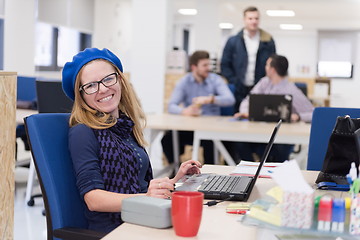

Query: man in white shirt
[235,54,314,162]
[221,6,276,113]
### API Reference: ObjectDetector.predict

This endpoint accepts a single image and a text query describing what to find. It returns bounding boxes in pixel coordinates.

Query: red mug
[171,191,204,237]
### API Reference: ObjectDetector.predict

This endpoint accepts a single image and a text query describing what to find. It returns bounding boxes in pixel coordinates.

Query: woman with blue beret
[62,48,202,233]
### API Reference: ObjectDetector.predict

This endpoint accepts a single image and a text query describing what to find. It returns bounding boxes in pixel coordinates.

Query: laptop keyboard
[198,175,251,194]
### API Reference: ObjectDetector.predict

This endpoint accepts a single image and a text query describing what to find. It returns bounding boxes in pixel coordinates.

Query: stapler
[317,181,350,191]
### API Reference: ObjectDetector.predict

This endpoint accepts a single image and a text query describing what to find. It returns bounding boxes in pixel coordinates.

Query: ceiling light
[266,10,295,17]
[280,24,303,30]
[178,9,197,15]
[219,23,233,29]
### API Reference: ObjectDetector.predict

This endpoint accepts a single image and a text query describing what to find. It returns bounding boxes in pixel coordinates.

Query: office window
[57,27,80,67]
[35,22,54,67]
[35,22,92,71]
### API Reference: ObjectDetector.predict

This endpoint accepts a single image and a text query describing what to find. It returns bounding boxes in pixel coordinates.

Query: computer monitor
[36,79,73,113]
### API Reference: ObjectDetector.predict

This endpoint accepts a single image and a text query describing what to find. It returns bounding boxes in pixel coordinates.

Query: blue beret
[62,48,123,101]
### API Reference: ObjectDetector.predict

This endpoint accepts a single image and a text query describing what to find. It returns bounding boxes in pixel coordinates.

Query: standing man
[221,6,276,111]
[161,50,235,165]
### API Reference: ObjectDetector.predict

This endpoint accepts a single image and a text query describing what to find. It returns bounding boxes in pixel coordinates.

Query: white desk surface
[102,165,332,240]
[145,113,311,167]
[146,113,311,139]
[16,109,38,124]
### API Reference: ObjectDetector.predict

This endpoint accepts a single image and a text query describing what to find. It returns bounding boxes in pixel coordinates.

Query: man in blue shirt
[162,50,235,165]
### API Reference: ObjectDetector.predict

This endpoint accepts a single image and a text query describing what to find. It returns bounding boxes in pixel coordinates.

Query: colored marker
[226,209,247,215]
[318,196,332,231]
[331,198,345,232]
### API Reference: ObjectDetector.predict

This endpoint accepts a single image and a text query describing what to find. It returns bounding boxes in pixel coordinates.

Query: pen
[226,210,247,215]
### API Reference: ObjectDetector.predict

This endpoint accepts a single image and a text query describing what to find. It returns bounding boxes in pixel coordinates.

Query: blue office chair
[220,83,236,116]
[24,113,105,240]
[294,82,308,97]
[16,76,37,158]
[307,107,360,171]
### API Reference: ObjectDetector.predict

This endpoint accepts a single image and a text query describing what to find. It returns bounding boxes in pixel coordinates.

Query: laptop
[249,94,292,123]
[176,119,282,201]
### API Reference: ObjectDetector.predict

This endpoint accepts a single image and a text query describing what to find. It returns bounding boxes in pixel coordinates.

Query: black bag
[316,115,360,185]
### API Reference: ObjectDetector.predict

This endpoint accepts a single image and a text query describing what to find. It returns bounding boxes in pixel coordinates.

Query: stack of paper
[231,160,283,178]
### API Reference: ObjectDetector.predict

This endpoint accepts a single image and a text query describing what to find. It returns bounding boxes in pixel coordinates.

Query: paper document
[231,160,283,178]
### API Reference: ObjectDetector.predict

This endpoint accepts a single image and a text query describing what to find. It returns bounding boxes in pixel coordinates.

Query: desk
[192,118,310,168]
[102,165,338,240]
[145,114,311,169]
[16,108,37,124]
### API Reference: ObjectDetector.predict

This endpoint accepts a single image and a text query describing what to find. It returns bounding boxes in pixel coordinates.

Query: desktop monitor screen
[317,61,353,78]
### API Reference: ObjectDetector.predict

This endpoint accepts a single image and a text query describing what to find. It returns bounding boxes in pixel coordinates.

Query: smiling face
[192,58,210,81]
[79,60,121,118]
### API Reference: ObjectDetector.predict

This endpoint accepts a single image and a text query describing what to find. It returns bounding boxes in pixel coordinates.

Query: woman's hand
[146,177,174,199]
[171,160,202,184]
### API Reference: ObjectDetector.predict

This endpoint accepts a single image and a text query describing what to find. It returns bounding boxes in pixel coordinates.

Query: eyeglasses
[79,72,119,95]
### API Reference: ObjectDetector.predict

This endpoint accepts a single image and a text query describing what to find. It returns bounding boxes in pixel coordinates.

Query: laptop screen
[249,94,292,122]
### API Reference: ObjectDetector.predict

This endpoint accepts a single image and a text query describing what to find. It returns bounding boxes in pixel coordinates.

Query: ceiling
[173,0,360,32]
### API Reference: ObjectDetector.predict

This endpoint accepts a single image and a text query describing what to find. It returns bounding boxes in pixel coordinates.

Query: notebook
[175,119,282,201]
[249,94,292,123]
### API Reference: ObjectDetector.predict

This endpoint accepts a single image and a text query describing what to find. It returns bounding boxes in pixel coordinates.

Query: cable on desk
[203,195,235,207]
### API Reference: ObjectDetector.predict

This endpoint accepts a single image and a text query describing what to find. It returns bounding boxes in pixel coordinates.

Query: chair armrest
[53,227,106,240]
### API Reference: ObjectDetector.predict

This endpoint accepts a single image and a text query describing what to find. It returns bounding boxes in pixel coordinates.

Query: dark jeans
[237,142,294,163]
[161,131,215,164]
[234,85,254,113]
[161,131,241,165]
[16,124,30,160]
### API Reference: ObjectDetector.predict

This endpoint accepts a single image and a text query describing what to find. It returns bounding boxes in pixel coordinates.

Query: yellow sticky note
[226,202,251,210]
[248,205,281,226]
[266,186,283,203]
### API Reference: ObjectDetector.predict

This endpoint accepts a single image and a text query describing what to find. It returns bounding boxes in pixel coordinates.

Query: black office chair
[36,79,73,113]
[25,113,105,240]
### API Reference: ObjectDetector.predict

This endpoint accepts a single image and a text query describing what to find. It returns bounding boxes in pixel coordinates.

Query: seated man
[161,50,235,165]
[235,54,314,162]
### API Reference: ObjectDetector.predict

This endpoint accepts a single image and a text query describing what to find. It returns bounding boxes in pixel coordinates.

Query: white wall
[4,0,36,75]
[131,0,171,114]
[93,0,132,71]
[5,0,360,109]
[272,30,318,78]
[330,32,360,108]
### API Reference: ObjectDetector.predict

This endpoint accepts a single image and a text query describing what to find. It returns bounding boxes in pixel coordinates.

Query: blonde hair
[69,59,147,147]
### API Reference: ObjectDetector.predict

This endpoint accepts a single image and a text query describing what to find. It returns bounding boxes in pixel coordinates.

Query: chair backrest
[17,76,37,102]
[220,83,236,116]
[36,79,73,113]
[294,82,308,96]
[25,113,88,239]
[307,107,360,171]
